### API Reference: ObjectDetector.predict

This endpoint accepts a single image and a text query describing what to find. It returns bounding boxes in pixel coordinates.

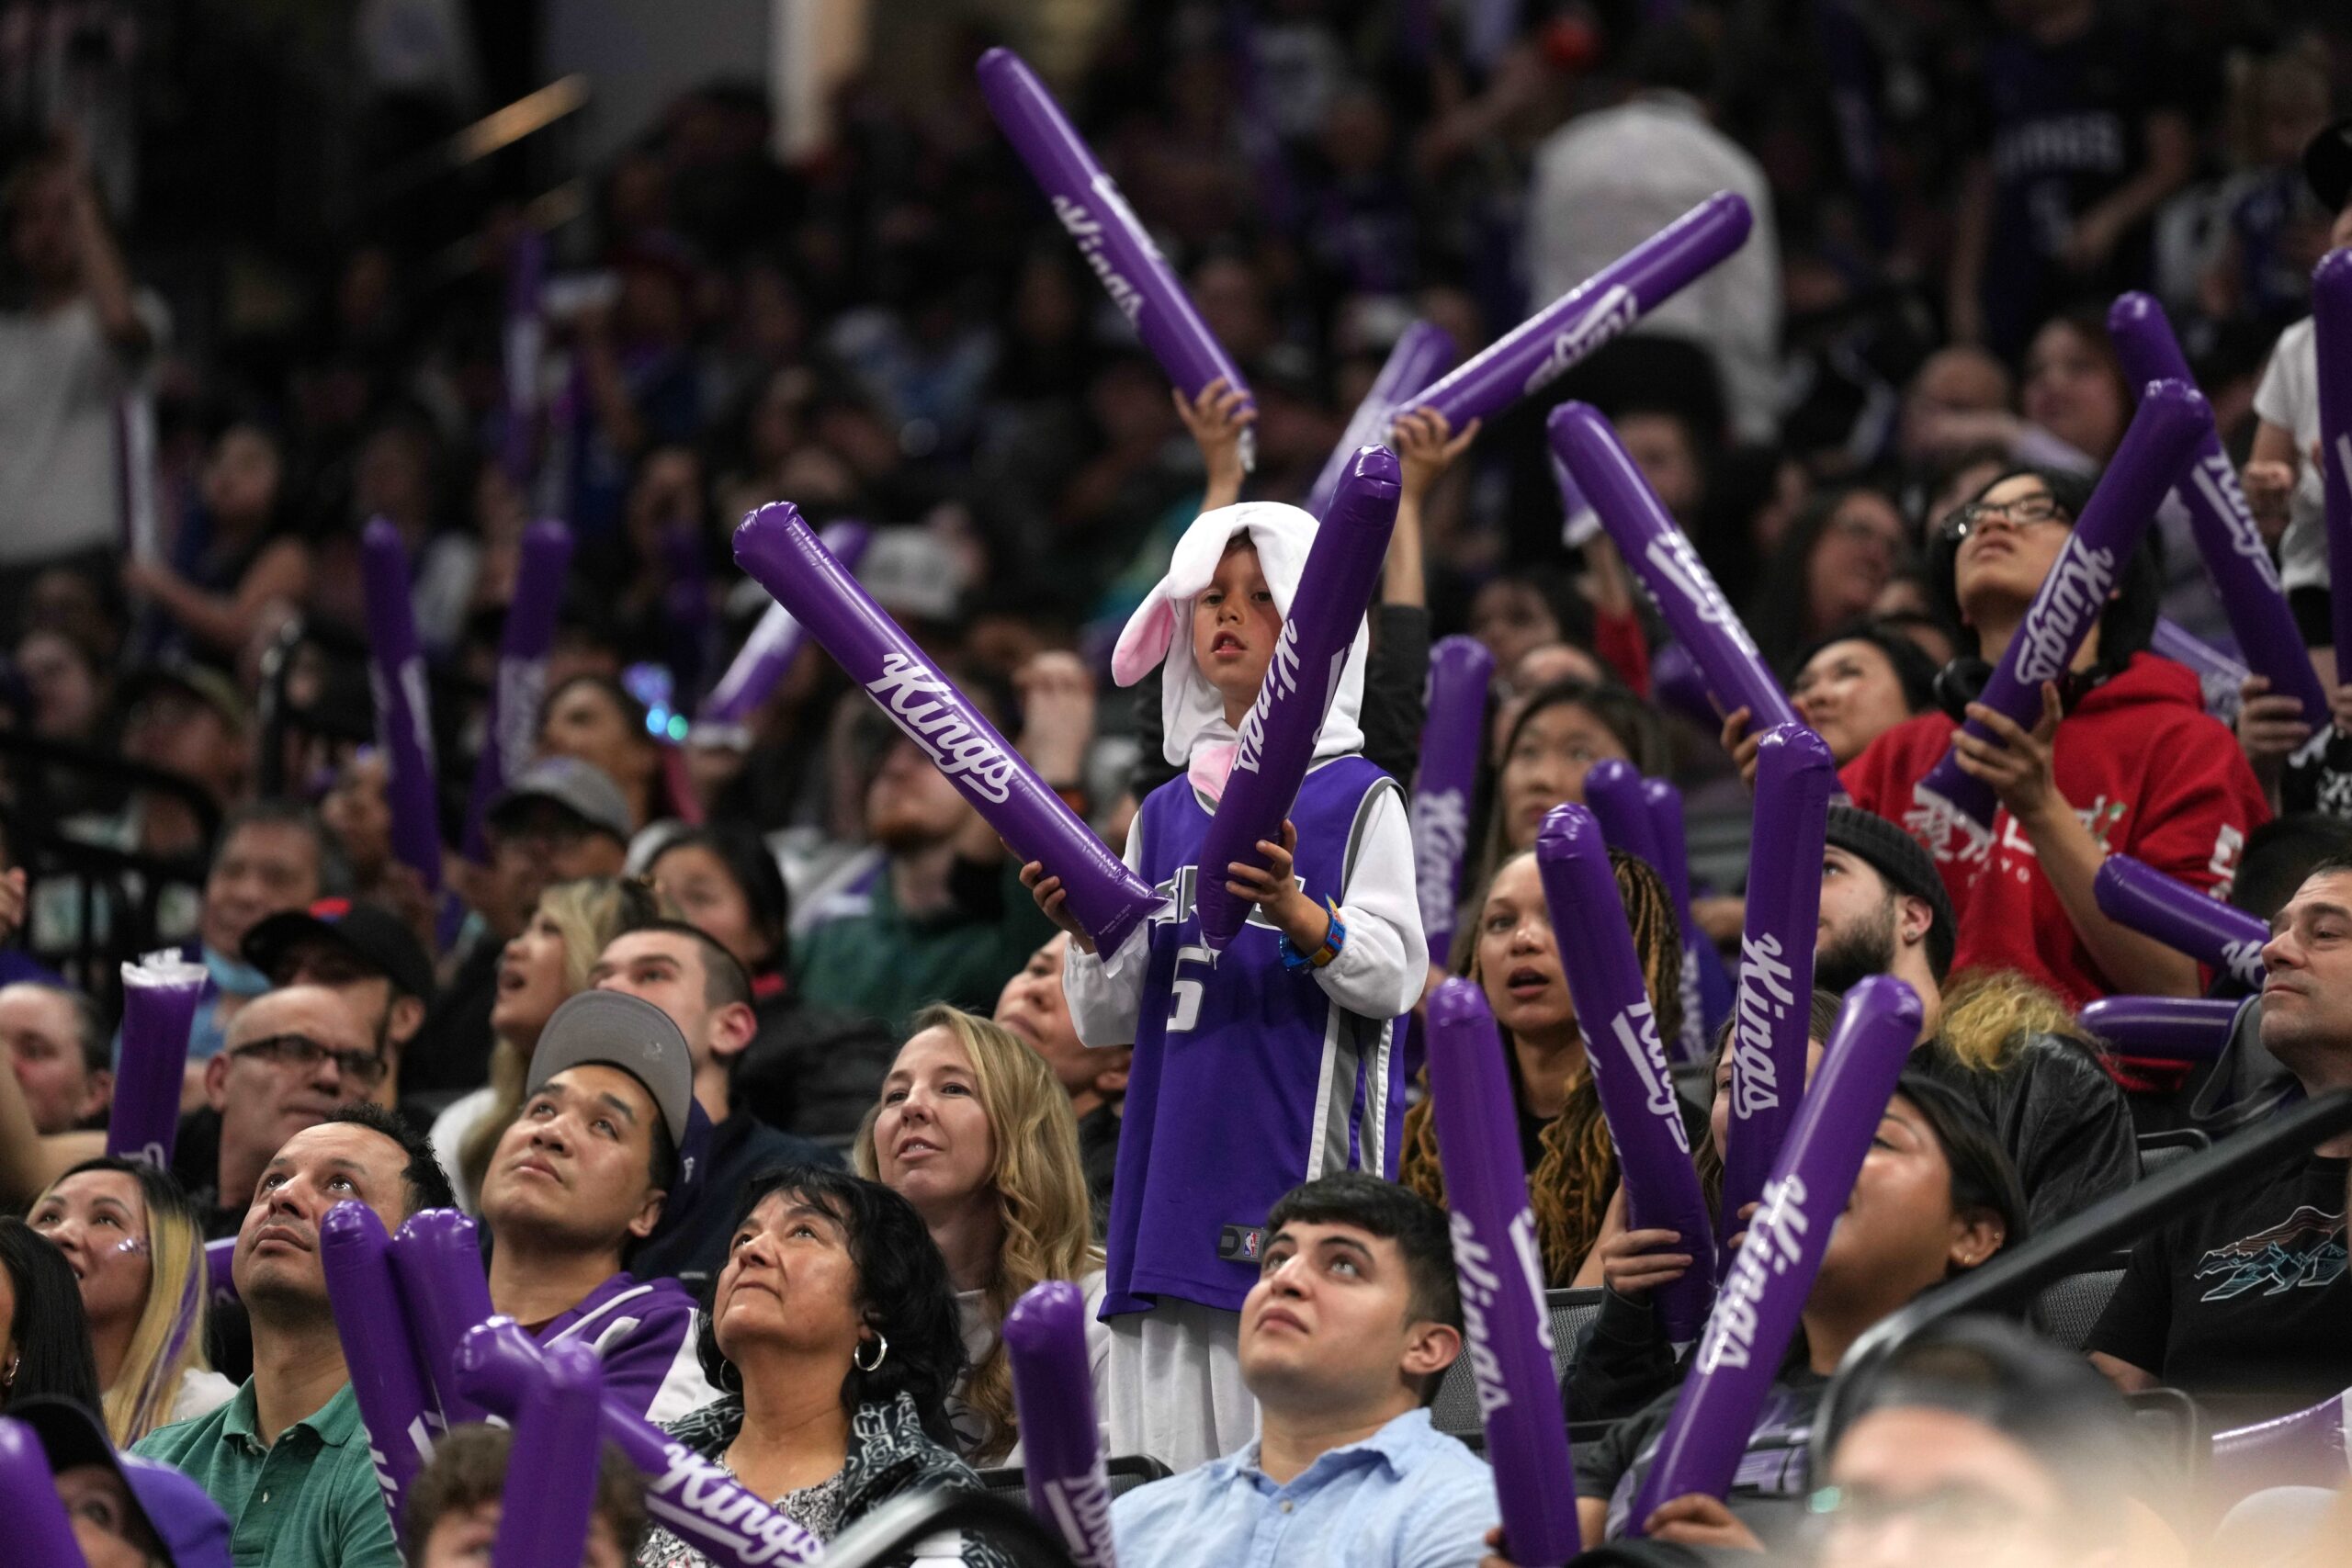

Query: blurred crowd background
[1,0,2349,1080]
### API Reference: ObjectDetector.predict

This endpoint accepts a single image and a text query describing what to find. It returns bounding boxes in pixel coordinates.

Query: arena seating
[1430,1287,1605,1441]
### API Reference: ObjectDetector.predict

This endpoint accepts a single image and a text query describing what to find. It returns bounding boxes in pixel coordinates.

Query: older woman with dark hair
[638,1166,1019,1567]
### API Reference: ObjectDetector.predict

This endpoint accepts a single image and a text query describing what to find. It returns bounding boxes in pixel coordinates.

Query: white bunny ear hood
[1111,501,1368,772]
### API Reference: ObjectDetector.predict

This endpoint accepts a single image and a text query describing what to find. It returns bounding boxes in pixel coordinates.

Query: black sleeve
[1356,604,1432,785]
[1129,664,1178,800]
[1565,1288,1684,1426]
[738,1001,900,1143]
[1575,1387,1674,1502]
[2082,1226,2173,1377]
[2008,1041,2143,1236]
[2279,728,2352,818]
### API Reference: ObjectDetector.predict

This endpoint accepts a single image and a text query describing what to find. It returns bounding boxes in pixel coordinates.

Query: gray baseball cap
[489,756,634,844]
[527,989,694,1145]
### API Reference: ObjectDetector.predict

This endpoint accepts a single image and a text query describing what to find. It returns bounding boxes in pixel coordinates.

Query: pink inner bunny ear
[1112,595,1179,688]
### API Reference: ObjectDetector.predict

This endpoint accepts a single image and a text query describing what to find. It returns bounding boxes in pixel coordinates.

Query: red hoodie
[1840,653,2270,1091]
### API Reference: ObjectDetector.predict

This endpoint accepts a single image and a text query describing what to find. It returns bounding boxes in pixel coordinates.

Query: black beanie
[1824,803,1958,981]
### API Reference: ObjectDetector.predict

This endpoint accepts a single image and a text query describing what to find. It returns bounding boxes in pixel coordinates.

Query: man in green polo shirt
[137,1100,457,1567]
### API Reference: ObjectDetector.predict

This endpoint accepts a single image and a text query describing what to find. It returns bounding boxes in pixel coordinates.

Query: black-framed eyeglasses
[1938,492,2072,545]
[231,1032,389,1089]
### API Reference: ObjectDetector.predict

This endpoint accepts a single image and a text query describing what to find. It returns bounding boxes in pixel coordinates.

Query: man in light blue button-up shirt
[1112,1173,1498,1567]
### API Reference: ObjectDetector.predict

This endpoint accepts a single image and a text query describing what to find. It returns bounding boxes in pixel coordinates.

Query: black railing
[0,729,220,1009]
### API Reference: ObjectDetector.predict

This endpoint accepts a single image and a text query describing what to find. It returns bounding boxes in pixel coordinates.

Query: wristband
[1280,899,1348,972]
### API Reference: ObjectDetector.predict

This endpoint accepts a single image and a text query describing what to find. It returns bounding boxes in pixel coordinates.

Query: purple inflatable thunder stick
[1582,761,1701,1066]
[1534,804,1714,1341]
[2211,1388,2352,1506]
[695,522,872,744]
[2076,996,2246,1061]
[2152,618,2251,722]
[204,1235,238,1309]
[2109,294,2330,730]
[322,1201,441,1543]
[1640,777,1736,1050]
[387,1209,497,1430]
[733,502,1157,955]
[1647,641,1724,730]
[1193,448,1403,953]
[1552,404,1803,738]
[1427,980,1583,1565]
[1553,447,1600,547]
[1911,381,2208,858]
[1402,195,1752,429]
[1718,726,1838,1261]
[106,951,208,1167]
[2092,854,2270,991]
[493,1340,605,1568]
[0,1416,87,1566]
[461,518,573,861]
[456,1320,825,1568]
[1002,1282,1119,1568]
[978,49,1256,469]
[2315,250,2352,679]
[360,519,445,894]
[1308,322,1455,519]
[1411,637,1496,965]
[1627,976,1923,1529]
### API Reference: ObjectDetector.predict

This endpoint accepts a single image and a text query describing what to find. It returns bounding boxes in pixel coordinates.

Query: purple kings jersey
[1102,754,1408,1316]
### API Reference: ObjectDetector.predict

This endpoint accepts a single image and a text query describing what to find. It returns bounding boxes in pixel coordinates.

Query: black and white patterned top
[631,1391,1020,1568]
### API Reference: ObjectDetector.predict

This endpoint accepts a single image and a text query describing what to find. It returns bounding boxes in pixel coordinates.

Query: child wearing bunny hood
[1026,500,1424,1473]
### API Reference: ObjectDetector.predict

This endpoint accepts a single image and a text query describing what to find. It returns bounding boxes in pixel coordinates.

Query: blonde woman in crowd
[27,1156,232,1443]
[854,1004,1109,1465]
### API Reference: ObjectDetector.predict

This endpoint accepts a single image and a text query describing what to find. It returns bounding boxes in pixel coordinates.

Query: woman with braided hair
[1400,845,1686,1288]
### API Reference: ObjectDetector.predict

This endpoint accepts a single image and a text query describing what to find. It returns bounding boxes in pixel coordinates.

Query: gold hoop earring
[854,1334,888,1373]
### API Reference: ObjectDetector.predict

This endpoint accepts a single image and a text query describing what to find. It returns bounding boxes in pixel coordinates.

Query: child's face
[1191,539,1283,711]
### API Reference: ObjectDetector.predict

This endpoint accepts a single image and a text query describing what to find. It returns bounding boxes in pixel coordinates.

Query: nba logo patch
[1218,1224,1265,1262]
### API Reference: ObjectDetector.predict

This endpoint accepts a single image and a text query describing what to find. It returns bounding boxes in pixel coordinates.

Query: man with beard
[134,1102,454,1568]
[1811,803,2138,1231]
[791,654,1088,1035]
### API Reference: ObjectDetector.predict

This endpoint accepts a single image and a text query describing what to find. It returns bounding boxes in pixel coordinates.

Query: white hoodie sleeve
[1060,811,1155,1048]
[1310,778,1427,1021]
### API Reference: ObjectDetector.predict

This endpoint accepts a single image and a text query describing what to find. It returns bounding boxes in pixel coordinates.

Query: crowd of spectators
[6,0,2352,1564]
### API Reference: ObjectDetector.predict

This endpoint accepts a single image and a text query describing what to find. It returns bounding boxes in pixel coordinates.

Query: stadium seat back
[2135,1127,2210,1179]
[1430,1287,1604,1438]
[2033,1268,2124,1351]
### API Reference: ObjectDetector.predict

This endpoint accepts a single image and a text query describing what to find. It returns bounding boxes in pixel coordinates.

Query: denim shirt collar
[1227,1407,1436,1495]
